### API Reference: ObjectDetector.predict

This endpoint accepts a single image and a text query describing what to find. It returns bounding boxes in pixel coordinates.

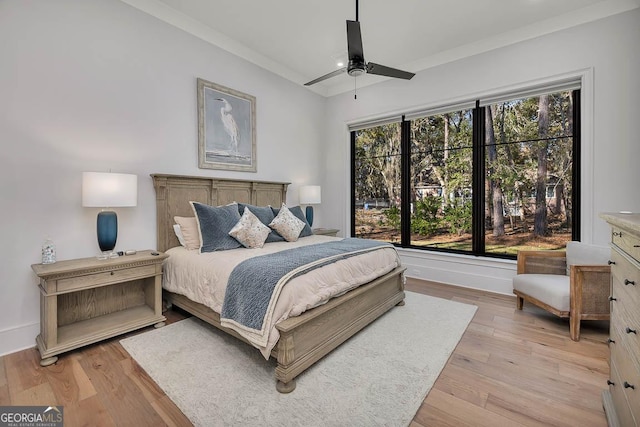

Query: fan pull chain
[354,76,357,99]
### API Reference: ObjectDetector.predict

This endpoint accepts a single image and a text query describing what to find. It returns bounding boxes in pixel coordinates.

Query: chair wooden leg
[570,313,580,341]
[516,296,524,310]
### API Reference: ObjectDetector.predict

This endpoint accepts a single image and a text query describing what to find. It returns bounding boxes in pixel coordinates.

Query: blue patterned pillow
[237,203,284,243]
[271,205,312,237]
[191,202,242,252]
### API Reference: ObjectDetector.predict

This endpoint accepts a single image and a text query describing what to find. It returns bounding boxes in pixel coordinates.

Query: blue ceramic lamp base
[305,206,314,227]
[97,210,118,258]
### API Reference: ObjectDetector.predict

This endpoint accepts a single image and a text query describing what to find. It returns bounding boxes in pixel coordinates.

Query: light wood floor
[0,278,610,426]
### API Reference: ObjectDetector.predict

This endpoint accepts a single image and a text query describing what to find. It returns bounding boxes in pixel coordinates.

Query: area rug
[120,291,477,427]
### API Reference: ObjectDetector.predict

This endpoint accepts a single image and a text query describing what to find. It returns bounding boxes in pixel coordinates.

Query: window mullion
[472,101,485,255]
[401,116,411,246]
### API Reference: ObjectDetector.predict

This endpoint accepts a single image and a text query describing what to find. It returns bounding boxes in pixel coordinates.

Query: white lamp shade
[82,172,138,207]
[299,185,321,205]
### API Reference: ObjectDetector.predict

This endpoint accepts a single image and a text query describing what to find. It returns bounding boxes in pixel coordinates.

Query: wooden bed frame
[152,173,406,393]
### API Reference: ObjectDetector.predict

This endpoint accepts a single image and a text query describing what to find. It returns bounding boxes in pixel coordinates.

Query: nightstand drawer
[56,264,157,293]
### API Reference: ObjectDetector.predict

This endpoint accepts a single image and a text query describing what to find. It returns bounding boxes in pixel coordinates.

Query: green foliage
[411,196,441,236]
[382,205,400,229]
[443,200,472,236]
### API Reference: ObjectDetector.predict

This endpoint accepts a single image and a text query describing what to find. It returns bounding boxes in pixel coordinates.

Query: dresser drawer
[612,226,640,264]
[56,264,158,293]
[609,359,639,427]
[611,310,640,376]
[611,343,640,425]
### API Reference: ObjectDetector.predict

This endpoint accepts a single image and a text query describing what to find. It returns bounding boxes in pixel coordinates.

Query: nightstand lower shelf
[36,305,164,359]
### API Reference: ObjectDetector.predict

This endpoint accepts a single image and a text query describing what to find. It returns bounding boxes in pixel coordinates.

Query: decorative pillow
[173,216,201,250]
[237,203,284,243]
[229,207,271,248]
[190,202,242,252]
[268,204,306,242]
[271,205,312,237]
[173,224,186,247]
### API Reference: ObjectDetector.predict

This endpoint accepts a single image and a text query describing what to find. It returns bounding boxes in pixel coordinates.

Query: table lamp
[299,185,321,227]
[82,172,137,258]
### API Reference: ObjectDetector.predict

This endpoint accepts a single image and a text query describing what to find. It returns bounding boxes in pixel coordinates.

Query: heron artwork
[215,97,240,154]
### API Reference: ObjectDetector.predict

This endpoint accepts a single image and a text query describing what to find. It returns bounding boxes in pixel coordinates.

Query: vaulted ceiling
[121,0,639,96]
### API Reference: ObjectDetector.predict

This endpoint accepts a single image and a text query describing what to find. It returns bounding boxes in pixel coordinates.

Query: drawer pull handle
[624,279,635,286]
[635,245,640,248]
[613,231,622,237]
[607,380,615,386]
[110,271,114,276]
[623,382,635,390]
[608,260,615,265]
[609,296,617,301]
[607,338,615,344]
[626,327,637,334]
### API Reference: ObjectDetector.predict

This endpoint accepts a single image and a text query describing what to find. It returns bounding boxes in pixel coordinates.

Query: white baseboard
[0,322,39,357]
[398,248,517,295]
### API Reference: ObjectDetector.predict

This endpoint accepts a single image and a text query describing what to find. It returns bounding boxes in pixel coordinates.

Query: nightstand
[313,228,339,237]
[31,250,168,366]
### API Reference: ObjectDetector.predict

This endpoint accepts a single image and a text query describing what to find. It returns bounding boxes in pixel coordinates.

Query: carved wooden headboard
[151,174,289,252]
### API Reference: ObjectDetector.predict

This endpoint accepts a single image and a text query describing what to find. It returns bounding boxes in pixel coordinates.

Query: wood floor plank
[76,340,167,426]
[11,382,57,406]
[64,395,117,427]
[422,388,527,426]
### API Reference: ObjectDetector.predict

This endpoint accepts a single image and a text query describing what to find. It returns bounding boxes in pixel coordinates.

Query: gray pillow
[237,203,284,243]
[191,202,242,252]
[271,205,312,237]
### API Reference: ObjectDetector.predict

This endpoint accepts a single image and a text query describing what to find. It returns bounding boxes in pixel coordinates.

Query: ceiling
[121,0,639,96]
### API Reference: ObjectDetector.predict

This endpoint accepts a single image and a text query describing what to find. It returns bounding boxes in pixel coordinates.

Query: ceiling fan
[304,0,415,87]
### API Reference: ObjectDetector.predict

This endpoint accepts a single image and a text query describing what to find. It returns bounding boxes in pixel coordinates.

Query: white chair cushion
[513,274,570,312]
[565,241,610,275]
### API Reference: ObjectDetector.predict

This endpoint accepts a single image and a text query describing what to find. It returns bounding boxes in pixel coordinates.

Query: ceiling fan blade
[346,20,364,60]
[304,67,347,86]
[366,62,415,80]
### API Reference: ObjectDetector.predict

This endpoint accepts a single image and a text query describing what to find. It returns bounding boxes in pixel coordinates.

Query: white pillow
[173,216,201,250]
[173,224,186,247]
[229,207,271,248]
[268,204,306,242]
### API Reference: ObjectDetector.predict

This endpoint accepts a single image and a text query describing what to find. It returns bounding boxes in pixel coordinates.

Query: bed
[152,173,406,393]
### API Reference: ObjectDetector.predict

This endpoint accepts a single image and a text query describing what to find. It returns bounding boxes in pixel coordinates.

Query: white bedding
[162,235,401,358]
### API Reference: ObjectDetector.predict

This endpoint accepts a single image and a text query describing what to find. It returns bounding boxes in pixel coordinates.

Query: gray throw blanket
[221,238,392,332]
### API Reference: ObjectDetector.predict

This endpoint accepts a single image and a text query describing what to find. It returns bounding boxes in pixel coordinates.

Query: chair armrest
[569,264,611,315]
[517,250,566,275]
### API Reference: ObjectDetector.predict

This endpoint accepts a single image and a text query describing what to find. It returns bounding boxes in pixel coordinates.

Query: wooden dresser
[601,213,640,427]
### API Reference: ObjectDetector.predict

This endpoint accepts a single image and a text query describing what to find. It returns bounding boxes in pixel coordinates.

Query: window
[353,122,402,243]
[351,86,579,258]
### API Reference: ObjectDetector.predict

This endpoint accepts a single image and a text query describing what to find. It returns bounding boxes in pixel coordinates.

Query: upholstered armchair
[512,241,611,341]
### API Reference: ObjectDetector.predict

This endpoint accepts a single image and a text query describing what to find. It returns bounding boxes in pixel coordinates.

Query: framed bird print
[197,78,257,172]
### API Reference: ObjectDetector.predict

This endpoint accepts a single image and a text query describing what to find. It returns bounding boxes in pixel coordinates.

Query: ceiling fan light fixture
[303,0,415,87]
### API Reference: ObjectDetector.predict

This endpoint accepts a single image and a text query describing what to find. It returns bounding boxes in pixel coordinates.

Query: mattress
[162,235,401,358]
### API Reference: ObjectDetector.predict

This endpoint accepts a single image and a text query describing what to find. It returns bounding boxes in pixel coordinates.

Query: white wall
[0,0,326,356]
[323,9,640,294]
